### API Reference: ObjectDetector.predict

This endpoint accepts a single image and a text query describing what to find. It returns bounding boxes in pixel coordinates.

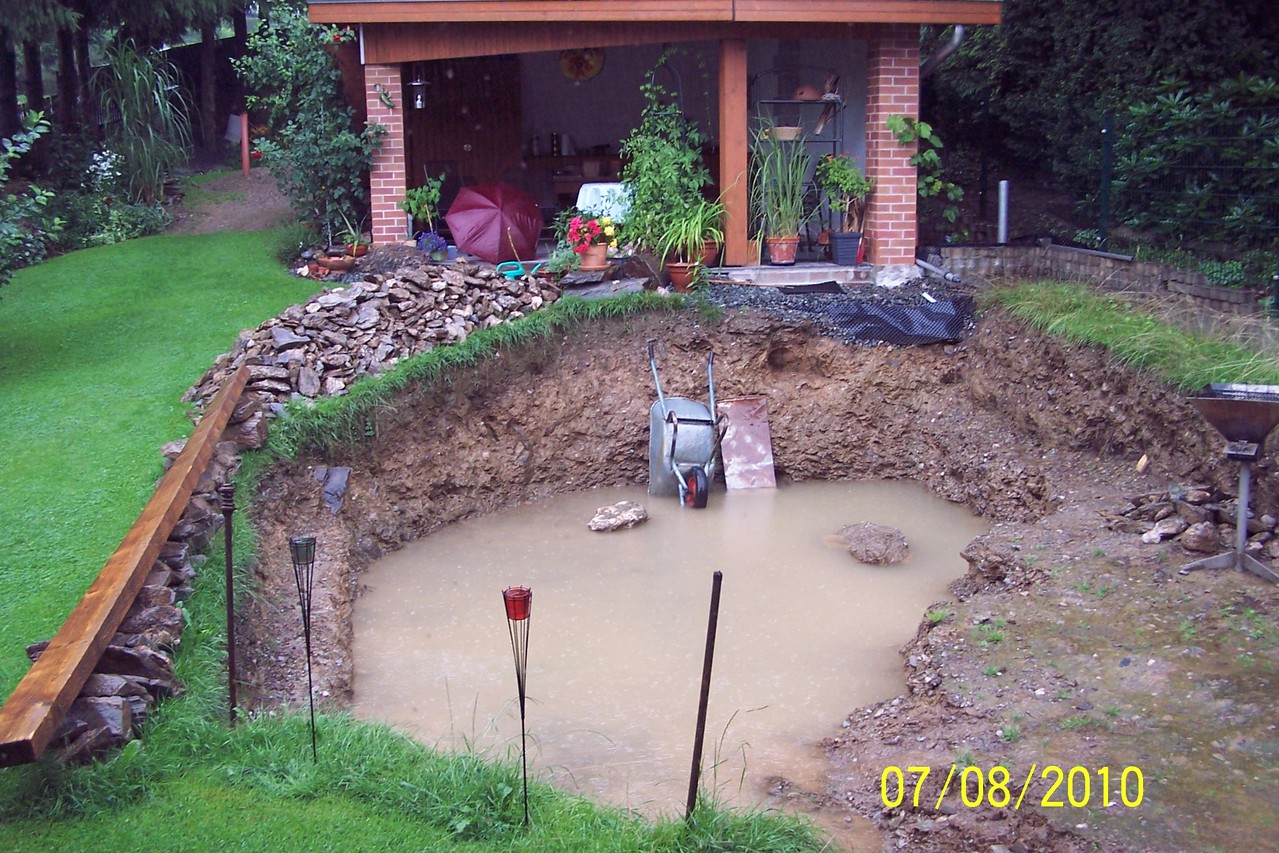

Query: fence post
[1099,112,1113,252]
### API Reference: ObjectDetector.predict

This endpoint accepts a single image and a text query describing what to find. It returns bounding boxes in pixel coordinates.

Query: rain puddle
[351,480,986,816]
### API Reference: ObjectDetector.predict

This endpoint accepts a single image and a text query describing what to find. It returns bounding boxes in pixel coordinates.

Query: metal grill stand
[1179,384,1279,585]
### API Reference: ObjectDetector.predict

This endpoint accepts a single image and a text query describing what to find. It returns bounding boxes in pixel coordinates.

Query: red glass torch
[503,585,532,825]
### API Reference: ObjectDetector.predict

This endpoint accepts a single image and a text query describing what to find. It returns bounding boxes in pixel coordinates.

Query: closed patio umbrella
[444,183,542,264]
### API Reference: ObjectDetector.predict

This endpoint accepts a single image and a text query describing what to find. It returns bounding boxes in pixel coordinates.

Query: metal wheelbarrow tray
[647,341,721,508]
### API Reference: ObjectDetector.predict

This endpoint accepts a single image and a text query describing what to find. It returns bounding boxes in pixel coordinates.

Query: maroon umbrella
[444,183,543,264]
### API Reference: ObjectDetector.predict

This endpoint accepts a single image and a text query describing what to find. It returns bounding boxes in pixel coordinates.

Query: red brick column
[864,25,920,270]
[365,64,405,245]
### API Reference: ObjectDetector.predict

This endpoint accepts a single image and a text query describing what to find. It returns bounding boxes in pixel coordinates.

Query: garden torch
[503,585,533,825]
[289,535,319,762]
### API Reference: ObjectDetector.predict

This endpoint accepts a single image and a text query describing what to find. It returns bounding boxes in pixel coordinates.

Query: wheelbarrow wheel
[683,467,709,509]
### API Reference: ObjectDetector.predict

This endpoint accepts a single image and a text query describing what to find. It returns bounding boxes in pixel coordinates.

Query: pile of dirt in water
[238,290,1279,852]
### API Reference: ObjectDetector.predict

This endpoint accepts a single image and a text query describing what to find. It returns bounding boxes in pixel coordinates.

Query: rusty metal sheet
[716,395,776,489]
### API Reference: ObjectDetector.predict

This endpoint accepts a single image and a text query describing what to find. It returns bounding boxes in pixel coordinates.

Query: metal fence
[1101,109,1279,272]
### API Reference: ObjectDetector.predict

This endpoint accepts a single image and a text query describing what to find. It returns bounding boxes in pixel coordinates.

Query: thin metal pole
[685,570,723,821]
[1099,112,1113,251]
[290,536,318,762]
[218,483,237,726]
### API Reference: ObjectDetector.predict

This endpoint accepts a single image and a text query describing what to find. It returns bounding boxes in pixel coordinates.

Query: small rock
[1180,521,1222,553]
[588,501,649,532]
[1141,516,1187,543]
[839,522,910,565]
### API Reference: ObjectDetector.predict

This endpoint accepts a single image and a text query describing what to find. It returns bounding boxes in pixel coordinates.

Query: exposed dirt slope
[240,303,1279,852]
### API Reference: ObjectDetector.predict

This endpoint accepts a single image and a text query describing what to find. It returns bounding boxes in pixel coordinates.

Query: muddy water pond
[351,480,986,816]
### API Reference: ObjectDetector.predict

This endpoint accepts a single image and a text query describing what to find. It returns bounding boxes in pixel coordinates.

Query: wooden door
[403,55,522,205]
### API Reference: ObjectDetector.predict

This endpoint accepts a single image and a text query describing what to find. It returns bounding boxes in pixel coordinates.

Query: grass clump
[987,281,1279,391]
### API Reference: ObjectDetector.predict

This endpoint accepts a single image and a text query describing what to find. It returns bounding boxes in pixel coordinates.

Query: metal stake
[503,586,533,826]
[219,483,237,726]
[686,570,723,820]
[289,536,319,761]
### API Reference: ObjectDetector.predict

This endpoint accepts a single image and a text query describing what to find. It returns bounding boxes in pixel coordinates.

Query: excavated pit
[240,303,1273,852]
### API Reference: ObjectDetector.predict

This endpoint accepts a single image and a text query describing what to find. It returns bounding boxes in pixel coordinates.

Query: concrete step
[708,262,874,287]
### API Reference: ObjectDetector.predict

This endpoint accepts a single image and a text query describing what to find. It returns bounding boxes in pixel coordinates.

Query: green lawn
[0,231,316,694]
[0,231,824,850]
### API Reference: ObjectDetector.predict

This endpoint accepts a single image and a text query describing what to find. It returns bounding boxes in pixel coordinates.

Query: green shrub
[0,109,61,288]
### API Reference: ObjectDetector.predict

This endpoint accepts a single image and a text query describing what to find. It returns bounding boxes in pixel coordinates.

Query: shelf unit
[752,98,844,253]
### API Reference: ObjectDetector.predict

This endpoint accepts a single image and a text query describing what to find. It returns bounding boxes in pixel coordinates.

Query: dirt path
[224,293,1279,852]
[168,166,293,235]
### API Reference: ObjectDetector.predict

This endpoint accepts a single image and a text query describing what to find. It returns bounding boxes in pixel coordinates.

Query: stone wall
[936,243,1265,316]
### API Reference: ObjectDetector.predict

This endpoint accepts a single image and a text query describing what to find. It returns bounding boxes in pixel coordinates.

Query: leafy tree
[233,8,384,243]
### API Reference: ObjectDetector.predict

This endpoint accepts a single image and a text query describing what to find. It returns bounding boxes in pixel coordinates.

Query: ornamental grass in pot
[750,122,815,265]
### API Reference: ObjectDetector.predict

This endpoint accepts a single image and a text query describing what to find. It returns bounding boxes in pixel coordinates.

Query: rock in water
[589,501,649,532]
[839,521,909,565]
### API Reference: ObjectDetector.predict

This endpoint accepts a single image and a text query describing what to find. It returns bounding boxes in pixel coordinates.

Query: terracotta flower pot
[765,236,800,266]
[317,255,356,272]
[579,243,609,271]
[666,261,699,292]
[700,240,721,267]
[346,243,369,257]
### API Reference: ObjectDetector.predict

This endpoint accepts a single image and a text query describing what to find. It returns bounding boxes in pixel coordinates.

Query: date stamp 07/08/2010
[880,765,1145,812]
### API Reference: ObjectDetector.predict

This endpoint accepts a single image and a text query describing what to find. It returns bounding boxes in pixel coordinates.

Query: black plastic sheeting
[822,295,974,346]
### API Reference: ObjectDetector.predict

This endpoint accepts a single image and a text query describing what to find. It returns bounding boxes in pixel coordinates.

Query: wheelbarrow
[647,340,721,508]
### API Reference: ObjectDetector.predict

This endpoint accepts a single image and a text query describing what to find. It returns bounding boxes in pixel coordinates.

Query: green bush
[0,109,61,288]
[1112,75,1279,252]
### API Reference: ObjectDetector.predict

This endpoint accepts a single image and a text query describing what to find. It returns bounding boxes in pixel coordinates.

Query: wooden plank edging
[0,364,249,767]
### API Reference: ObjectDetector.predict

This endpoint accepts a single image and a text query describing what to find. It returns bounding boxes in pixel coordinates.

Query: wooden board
[0,365,248,767]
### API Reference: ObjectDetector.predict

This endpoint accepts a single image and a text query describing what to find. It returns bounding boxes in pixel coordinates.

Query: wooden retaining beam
[0,365,249,767]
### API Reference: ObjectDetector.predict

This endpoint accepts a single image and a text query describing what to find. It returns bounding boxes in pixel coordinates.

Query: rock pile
[1109,484,1279,560]
[185,261,560,409]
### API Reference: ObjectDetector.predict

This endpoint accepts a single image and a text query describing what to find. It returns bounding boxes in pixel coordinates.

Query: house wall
[864,24,918,268]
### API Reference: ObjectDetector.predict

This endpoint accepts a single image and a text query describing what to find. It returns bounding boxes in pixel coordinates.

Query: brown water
[351,480,986,817]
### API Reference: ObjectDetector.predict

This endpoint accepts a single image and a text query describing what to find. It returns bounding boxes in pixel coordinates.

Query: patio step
[708,262,874,287]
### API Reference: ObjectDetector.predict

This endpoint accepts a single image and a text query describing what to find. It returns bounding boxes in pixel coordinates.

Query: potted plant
[337,211,370,256]
[655,198,725,291]
[619,51,713,255]
[814,152,873,265]
[750,122,815,265]
[399,172,445,241]
[566,209,616,270]
[417,230,448,262]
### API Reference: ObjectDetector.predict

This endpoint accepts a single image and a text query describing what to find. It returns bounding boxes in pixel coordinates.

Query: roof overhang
[309,1,1001,26]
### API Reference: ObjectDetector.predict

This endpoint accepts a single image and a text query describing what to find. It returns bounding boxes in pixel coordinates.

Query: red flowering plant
[566,211,617,254]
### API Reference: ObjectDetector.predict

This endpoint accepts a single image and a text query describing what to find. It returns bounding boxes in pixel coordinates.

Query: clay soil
[171,172,1279,850]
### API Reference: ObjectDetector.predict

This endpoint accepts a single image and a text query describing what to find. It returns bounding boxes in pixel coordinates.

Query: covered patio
[309,1,1002,273]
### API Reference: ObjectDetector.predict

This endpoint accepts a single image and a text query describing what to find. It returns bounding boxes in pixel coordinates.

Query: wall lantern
[408,64,428,110]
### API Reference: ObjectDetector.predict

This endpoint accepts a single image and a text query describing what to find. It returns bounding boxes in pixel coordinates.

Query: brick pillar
[365,64,405,245]
[864,25,919,271]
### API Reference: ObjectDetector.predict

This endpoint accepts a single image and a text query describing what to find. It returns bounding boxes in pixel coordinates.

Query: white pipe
[997,180,1009,245]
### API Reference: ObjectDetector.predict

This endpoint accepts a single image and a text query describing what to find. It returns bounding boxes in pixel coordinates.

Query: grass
[0,234,823,850]
[988,281,1279,391]
[0,231,317,695]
